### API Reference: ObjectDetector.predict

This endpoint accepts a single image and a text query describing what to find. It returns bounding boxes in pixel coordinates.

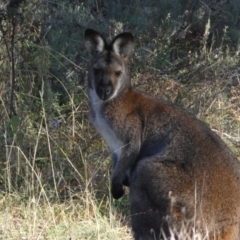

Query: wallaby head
[85,29,134,101]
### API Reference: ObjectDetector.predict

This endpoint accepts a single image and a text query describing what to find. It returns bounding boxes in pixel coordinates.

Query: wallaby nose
[97,84,113,100]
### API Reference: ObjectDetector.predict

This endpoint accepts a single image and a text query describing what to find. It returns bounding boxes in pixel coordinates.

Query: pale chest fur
[89,89,122,163]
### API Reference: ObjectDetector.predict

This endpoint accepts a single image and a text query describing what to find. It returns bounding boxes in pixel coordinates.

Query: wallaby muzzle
[96,82,113,101]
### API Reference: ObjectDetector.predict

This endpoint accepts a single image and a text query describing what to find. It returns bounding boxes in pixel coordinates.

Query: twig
[9,14,16,117]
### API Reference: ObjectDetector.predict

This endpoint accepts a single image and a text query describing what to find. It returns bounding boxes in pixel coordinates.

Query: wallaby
[85,29,240,240]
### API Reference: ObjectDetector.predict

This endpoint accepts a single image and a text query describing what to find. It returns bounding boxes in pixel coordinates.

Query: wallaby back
[85,29,240,240]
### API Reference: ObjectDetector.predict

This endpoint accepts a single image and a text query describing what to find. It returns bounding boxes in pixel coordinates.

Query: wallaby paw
[111,183,124,199]
[122,175,130,187]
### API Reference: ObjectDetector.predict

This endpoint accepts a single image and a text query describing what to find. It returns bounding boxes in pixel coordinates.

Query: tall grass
[0,191,131,239]
[0,90,132,239]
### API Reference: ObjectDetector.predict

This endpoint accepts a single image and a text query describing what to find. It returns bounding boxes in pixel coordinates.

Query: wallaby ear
[85,29,106,56]
[111,32,134,58]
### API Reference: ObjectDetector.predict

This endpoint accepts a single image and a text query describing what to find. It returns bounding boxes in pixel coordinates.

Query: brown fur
[85,29,240,239]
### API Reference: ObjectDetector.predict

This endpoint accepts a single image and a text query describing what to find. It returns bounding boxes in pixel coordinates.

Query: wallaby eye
[93,68,101,75]
[115,71,122,77]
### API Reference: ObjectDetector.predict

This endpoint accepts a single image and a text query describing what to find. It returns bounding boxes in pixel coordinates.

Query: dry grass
[0,189,131,239]
[0,90,132,239]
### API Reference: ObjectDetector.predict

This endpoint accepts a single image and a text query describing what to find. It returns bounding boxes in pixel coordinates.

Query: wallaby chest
[89,89,122,163]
